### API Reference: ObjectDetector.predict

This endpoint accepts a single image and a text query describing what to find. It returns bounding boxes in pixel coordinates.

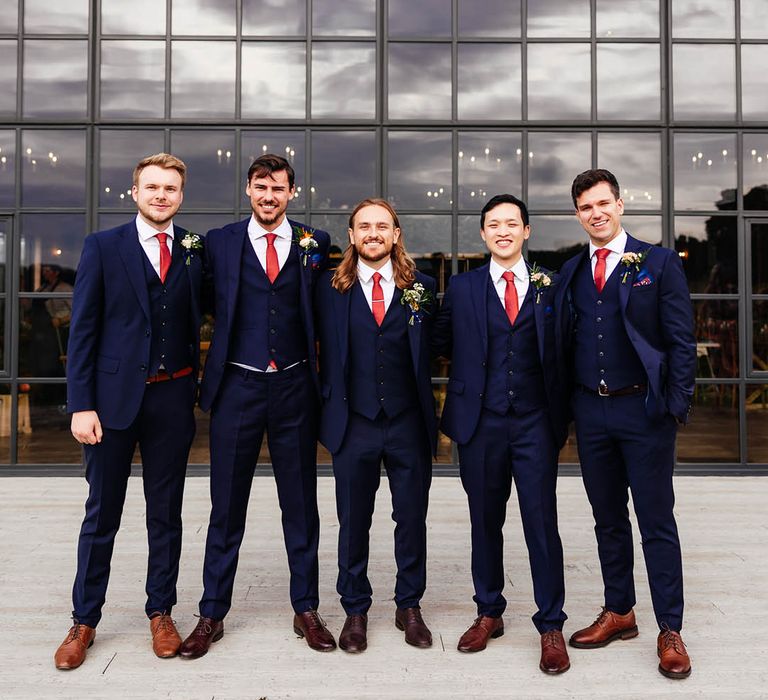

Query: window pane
[741,0,768,39]
[747,386,768,461]
[528,132,591,209]
[313,0,375,36]
[242,131,305,209]
[754,303,768,373]
[307,214,349,251]
[752,222,768,293]
[242,43,306,118]
[0,387,9,460]
[0,41,17,117]
[310,131,376,210]
[20,294,72,379]
[527,44,591,120]
[597,133,661,210]
[172,42,235,118]
[242,0,306,35]
[596,0,659,37]
[458,132,522,209]
[389,0,451,37]
[24,0,88,33]
[673,133,737,211]
[458,0,520,37]
[0,131,15,207]
[176,214,234,236]
[311,43,375,118]
[388,43,451,120]
[675,215,737,293]
[744,135,768,210]
[677,385,739,463]
[398,215,451,259]
[23,40,88,118]
[0,2,17,32]
[458,44,521,120]
[20,213,85,292]
[527,0,590,37]
[0,217,7,291]
[693,300,739,378]
[597,44,660,120]
[387,132,452,210]
[673,45,735,120]
[101,41,165,119]
[170,131,236,209]
[16,384,80,464]
[672,0,735,38]
[101,0,165,35]
[621,215,662,245]
[527,215,587,271]
[21,130,86,208]
[99,130,165,208]
[458,214,486,257]
[741,45,768,122]
[172,0,235,35]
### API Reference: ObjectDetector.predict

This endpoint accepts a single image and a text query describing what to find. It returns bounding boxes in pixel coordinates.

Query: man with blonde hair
[55,153,203,669]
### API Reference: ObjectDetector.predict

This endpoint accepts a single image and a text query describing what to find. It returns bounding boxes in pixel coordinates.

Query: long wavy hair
[331,198,417,293]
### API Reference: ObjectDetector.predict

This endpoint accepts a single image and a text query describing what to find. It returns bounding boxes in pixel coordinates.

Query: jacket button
[481,361,486,367]
[270,348,276,353]
[597,300,602,305]
[598,334,603,340]
[140,364,147,371]
[343,396,347,401]
[145,330,150,337]
[596,317,602,322]
[599,351,604,357]
[508,390,515,397]
[270,309,276,315]
[270,328,276,334]
[479,393,483,398]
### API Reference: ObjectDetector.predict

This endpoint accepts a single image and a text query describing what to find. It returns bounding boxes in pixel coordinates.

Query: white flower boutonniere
[292,224,320,267]
[400,282,433,325]
[620,249,650,283]
[180,232,203,265]
[529,262,553,303]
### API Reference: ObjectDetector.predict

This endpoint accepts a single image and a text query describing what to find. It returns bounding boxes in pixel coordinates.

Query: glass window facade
[1,0,765,471]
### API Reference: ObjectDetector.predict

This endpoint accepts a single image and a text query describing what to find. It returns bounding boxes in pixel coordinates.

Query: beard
[137,202,177,228]
[355,238,393,263]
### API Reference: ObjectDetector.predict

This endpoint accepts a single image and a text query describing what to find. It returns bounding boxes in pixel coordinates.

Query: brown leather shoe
[339,614,368,653]
[150,613,182,658]
[54,623,95,670]
[178,616,224,659]
[457,615,504,653]
[539,629,570,674]
[657,627,691,679]
[569,608,638,649]
[395,607,432,648]
[293,610,337,652]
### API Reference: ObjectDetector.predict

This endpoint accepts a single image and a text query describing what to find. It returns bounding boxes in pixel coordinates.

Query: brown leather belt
[577,383,646,397]
[146,366,193,384]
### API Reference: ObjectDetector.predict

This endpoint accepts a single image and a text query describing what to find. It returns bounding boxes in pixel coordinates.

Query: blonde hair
[132,153,187,189]
[331,198,416,293]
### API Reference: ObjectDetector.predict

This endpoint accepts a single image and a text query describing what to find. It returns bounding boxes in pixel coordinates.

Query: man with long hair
[315,198,437,653]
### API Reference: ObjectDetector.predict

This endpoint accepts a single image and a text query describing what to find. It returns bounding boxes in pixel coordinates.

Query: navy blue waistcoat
[483,281,547,416]
[348,284,418,420]
[228,239,306,370]
[572,257,646,391]
[142,251,192,375]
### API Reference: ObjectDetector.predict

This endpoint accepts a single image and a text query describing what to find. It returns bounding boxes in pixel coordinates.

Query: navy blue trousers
[332,407,432,615]
[72,374,196,627]
[200,363,320,619]
[573,389,683,631]
[458,407,566,633]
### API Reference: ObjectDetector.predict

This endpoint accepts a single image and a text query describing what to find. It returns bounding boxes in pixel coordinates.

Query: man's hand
[71,410,103,445]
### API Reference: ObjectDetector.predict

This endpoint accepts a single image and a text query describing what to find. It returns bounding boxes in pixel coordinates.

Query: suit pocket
[447,378,465,395]
[96,354,120,374]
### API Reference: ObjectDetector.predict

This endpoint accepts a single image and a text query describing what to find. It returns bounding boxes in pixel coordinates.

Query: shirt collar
[590,228,627,259]
[357,258,394,284]
[248,214,293,241]
[135,214,174,242]
[489,256,528,284]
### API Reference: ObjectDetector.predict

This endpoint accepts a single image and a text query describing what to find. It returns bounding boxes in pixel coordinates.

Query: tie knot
[155,232,168,245]
[372,271,382,284]
[502,270,515,283]
[595,248,610,261]
[265,232,277,246]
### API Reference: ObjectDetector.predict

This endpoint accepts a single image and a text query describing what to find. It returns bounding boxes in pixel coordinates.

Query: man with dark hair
[556,168,696,679]
[179,154,335,658]
[433,194,570,674]
[55,153,201,669]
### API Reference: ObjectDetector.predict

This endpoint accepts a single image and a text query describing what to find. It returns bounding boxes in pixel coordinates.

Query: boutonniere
[180,232,203,265]
[291,223,319,267]
[529,262,553,303]
[400,282,433,326]
[620,249,650,284]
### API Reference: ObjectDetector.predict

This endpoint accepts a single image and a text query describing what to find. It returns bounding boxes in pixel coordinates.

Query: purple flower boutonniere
[620,248,650,284]
[292,223,319,267]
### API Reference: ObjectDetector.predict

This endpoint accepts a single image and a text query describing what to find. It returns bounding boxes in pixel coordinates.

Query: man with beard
[179,154,334,658]
[315,198,436,653]
[55,154,202,669]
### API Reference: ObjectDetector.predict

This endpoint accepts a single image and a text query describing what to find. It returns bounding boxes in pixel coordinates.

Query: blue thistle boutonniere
[400,282,433,325]
[529,262,553,303]
[291,223,319,267]
[620,248,650,284]
[180,232,203,265]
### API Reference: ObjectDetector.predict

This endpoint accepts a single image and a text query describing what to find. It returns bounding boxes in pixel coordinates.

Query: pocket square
[633,276,653,287]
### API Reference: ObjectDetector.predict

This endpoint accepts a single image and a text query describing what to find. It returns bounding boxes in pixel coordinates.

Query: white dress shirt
[136,214,174,279]
[357,258,396,315]
[247,214,293,271]
[589,229,628,284]
[489,257,530,311]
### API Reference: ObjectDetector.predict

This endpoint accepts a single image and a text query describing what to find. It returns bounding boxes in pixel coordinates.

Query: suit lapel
[528,267,547,365]
[336,282,354,373]
[398,287,422,375]
[470,264,490,357]
[618,233,646,316]
[117,221,151,320]
[225,220,249,329]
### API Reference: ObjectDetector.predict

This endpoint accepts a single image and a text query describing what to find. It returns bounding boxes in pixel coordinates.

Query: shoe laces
[541,630,564,649]
[659,624,686,654]
[66,622,85,643]
[304,610,327,630]
[193,614,214,636]
[153,613,174,633]
[403,608,423,625]
[592,607,612,628]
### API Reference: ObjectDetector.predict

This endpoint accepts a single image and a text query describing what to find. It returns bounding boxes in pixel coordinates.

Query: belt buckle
[598,380,609,397]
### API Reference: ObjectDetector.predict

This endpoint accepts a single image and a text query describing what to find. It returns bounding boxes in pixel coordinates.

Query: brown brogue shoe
[539,630,570,674]
[457,615,504,653]
[568,608,638,649]
[54,623,95,670]
[293,610,337,652]
[150,613,182,658]
[339,614,368,653]
[657,627,691,679]
[178,616,224,659]
[395,607,433,648]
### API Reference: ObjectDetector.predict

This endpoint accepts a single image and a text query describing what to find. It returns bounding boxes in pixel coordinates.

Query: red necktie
[502,271,518,326]
[265,232,279,284]
[156,232,171,283]
[594,248,610,293]
[371,271,385,326]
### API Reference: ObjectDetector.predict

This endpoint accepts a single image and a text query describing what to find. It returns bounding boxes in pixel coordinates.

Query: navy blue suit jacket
[555,233,696,423]
[315,270,438,456]
[199,217,329,412]
[66,220,203,430]
[432,262,568,448]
